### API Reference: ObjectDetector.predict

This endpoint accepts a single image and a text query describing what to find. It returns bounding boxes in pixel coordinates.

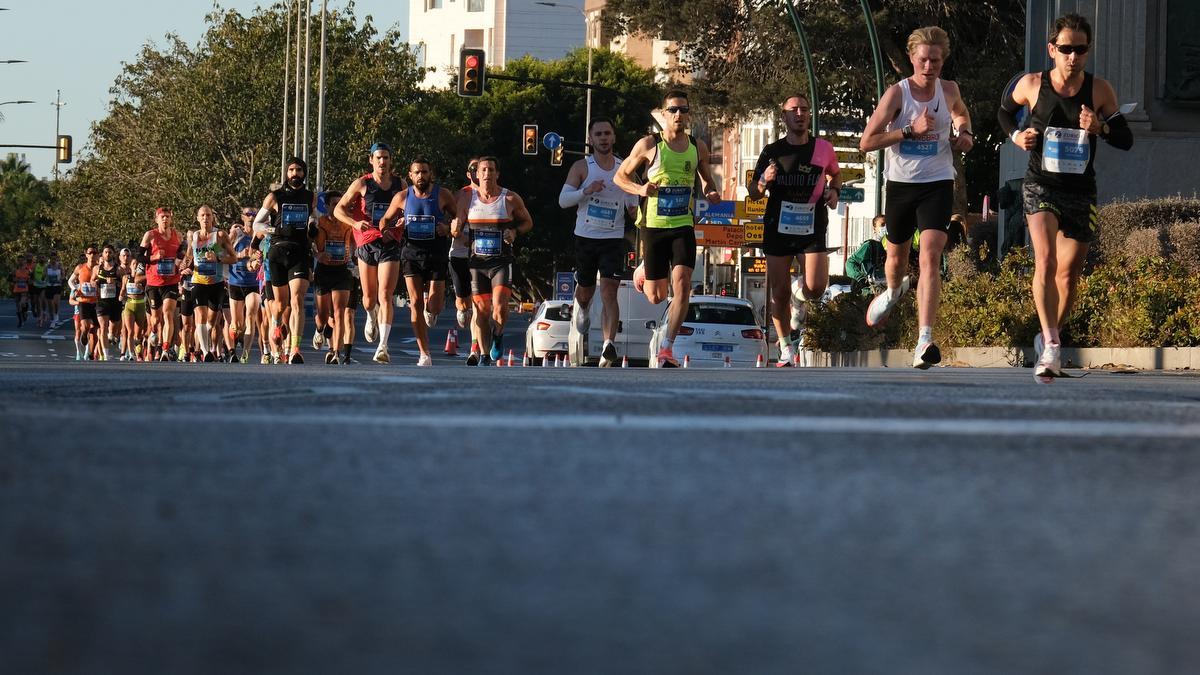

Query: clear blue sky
[1,1,408,178]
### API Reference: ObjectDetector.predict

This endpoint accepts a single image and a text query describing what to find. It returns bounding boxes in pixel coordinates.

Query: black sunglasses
[1054,43,1089,55]
[665,105,691,114]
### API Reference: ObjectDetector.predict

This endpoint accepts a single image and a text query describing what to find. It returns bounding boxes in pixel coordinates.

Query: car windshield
[686,303,756,325]
[543,305,570,321]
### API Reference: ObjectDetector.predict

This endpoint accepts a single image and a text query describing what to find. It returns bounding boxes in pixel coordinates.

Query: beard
[287,176,305,189]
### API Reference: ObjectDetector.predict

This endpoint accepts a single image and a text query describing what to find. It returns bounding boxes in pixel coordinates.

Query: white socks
[378,322,391,348]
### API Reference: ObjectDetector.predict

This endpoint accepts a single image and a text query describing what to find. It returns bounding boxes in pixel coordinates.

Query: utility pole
[280,0,292,182]
[292,1,303,157]
[302,0,311,161]
[315,0,328,193]
[51,90,65,180]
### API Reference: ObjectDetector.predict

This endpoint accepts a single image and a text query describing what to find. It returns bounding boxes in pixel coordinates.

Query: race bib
[473,230,502,256]
[1042,126,1090,175]
[281,203,310,232]
[14,280,28,292]
[126,282,142,295]
[406,214,437,241]
[585,197,621,230]
[325,241,346,263]
[46,270,61,283]
[778,201,816,236]
[655,186,692,217]
[899,134,938,157]
[195,260,218,278]
[99,282,118,299]
[156,259,176,276]
[79,282,97,298]
[370,202,389,228]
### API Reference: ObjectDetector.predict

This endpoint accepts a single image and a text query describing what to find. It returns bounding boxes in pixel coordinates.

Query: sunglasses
[665,106,691,114]
[242,210,256,216]
[1054,43,1089,55]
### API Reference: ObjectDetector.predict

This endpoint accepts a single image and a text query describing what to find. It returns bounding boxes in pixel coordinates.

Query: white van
[567,280,661,366]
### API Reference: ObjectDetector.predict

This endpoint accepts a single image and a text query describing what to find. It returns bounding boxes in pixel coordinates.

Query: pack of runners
[10,14,1130,380]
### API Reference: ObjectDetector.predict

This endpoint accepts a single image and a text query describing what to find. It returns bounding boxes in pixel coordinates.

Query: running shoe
[325,351,337,365]
[1034,343,1063,381]
[417,353,433,367]
[261,353,270,365]
[456,309,470,328]
[312,328,326,350]
[373,345,390,364]
[571,300,590,336]
[777,343,796,367]
[912,339,942,369]
[656,346,679,368]
[203,351,217,363]
[489,338,502,362]
[289,349,304,365]
[424,310,437,328]
[599,340,618,367]
[364,309,378,343]
[479,355,493,367]
[240,350,250,364]
[1033,332,1045,363]
[865,275,911,328]
[160,351,171,363]
[465,352,480,367]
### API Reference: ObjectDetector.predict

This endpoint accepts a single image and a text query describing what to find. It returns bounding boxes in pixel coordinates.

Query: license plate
[701,343,734,352]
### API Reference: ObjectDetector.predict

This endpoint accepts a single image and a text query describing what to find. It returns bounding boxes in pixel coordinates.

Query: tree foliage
[602,0,1026,208]
[0,156,53,291]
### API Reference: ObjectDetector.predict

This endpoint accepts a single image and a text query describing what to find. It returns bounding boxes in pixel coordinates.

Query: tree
[601,0,1026,209]
[0,155,53,290]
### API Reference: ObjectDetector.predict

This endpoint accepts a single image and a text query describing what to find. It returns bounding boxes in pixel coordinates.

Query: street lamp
[535,1,591,151]
[0,99,33,123]
[1,60,28,65]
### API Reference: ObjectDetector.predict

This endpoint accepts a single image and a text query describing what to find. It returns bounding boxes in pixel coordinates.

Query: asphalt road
[2,302,1199,674]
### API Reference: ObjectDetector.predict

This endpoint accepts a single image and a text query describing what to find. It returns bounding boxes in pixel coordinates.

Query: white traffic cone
[621,355,628,368]
[522,351,529,367]
[542,353,550,367]
[756,354,764,368]
[507,349,515,367]
[683,354,690,368]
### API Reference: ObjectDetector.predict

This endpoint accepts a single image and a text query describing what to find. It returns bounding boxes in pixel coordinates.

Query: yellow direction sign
[743,221,764,244]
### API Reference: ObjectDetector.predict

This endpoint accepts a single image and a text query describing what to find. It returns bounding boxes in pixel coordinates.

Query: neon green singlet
[644,134,698,229]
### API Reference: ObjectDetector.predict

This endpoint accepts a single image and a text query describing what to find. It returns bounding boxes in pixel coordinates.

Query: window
[1165,3,1200,101]
[427,0,443,9]
[468,0,484,11]
[687,303,757,326]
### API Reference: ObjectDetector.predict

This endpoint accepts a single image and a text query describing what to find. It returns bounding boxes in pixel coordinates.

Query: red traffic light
[457,48,486,97]
[465,55,479,69]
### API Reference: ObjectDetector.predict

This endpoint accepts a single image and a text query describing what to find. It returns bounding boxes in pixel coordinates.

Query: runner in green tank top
[614,90,720,367]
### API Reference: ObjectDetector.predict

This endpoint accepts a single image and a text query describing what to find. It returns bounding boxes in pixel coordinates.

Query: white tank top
[884,78,955,183]
[467,188,511,259]
[450,187,473,259]
[574,155,631,240]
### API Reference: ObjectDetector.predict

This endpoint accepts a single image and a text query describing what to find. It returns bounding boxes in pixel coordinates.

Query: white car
[647,295,767,368]
[525,300,571,365]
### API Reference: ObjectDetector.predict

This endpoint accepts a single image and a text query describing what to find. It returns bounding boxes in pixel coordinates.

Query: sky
[1,1,408,178]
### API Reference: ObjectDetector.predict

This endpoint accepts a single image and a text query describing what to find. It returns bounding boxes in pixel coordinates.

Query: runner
[313,190,356,364]
[334,142,406,364]
[859,26,974,369]
[1001,12,1132,381]
[381,158,456,366]
[178,242,197,362]
[450,156,533,365]
[558,117,639,367]
[45,252,64,326]
[747,95,842,366]
[32,254,49,327]
[614,90,722,367]
[451,158,482,365]
[94,245,123,360]
[11,255,33,328]
[185,205,238,362]
[67,247,100,361]
[227,207,263,363]
[139,207,186,362]
[120,255,148,361]
[252,157,317,364]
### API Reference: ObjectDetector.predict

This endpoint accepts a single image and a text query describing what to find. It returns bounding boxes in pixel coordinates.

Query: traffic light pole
[484,73,619,95]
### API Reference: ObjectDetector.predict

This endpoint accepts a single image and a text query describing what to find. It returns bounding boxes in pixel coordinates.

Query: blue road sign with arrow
[543,132,562,150]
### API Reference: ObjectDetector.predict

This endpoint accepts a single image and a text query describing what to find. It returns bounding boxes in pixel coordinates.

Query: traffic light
[457,48,486,97]
[56,135,72,164]
[522,124,538,156]
[550,144,563,166]
[626,251,636,269]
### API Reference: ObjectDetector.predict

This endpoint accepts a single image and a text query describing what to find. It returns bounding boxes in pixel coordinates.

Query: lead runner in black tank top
[998,12,1133,380]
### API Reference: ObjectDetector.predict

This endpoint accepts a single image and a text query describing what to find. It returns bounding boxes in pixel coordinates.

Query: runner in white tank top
[860,26,974,369]
[558,118,638,366]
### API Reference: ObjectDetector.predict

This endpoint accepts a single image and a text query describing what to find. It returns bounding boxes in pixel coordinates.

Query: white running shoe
[865,276,911,327]
[598,340,617,367]
[417,353,432,367]
[1034,343,1062,381]
[912,339,942,369]
[777,343,796,367]
[373,345,390,364]
[456,309,470,328]
[1033,332,1045,362]
[789,300,806,332]
[424,310,437,328]
[312,329,326,351]
[364,308,378,343]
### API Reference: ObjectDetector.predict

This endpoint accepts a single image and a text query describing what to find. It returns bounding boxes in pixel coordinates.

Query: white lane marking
[0,334,19,340]
[7,409,1199,440]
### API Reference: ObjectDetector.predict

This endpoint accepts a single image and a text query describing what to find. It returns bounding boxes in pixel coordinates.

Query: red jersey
[145,228,182,287]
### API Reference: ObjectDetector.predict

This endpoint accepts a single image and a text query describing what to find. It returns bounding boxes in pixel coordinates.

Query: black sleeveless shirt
[363,175,403,230]
[271,185,314,246]
[1026,70,1098,192]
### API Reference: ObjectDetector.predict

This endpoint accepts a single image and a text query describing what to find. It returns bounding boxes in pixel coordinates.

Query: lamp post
[51,91,65,179]
[1,60,28,65]
[535,1,591,151]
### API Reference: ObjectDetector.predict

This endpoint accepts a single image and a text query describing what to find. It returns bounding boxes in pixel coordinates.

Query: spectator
[947,214,967,251]
[846,215,887,288]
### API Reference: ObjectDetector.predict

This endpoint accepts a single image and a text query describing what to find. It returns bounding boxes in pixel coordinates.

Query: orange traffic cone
[683,354,690,368]
[542,353,551,367]
[755,354,765,368]
[444,328,458,356]
[507,349,515,367]
[522,351,529,367]
[621,355,628,368]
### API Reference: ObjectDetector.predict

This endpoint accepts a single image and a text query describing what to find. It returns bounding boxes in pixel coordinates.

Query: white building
[408,0,585,89]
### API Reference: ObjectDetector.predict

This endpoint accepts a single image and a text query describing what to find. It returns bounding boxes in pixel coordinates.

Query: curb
[801,347,1200,371]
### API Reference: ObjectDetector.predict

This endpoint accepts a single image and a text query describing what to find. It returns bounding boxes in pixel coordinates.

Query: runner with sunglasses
[68,247,100,360]
[1000,12,1133,382]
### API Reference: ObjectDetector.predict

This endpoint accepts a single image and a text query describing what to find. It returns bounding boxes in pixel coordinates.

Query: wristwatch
[1100,122,1110,137]
[902,125,915,140]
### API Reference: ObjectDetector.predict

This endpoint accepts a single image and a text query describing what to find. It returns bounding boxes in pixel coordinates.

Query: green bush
[1093,196,1200,267]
